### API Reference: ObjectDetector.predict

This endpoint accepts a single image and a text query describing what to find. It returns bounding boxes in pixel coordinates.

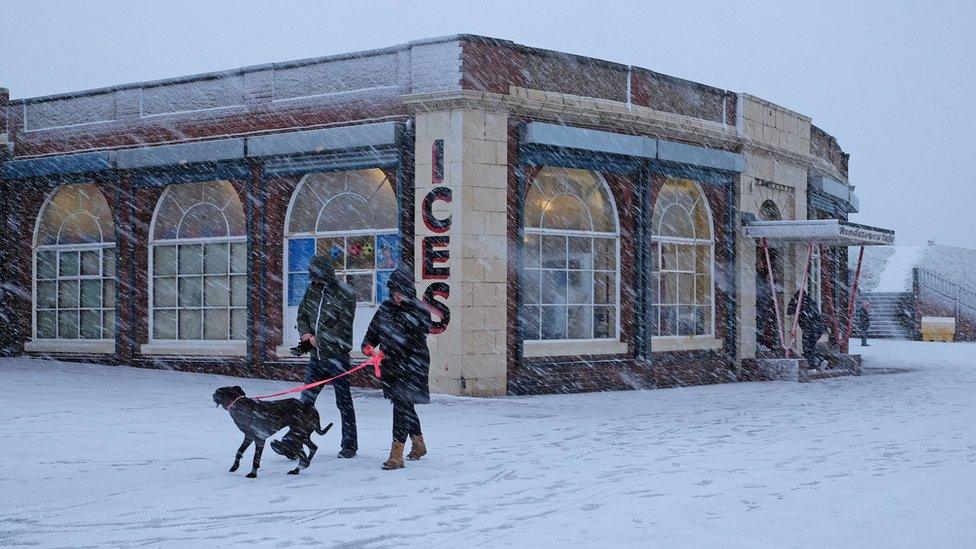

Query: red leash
[250,351,384,401]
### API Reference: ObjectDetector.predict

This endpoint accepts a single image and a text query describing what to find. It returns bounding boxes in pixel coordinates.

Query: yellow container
[921,316,955,342]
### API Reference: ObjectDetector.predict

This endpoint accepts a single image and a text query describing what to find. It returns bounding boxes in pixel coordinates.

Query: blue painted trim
[247,122,402,158]
[2,151,112,179]
[657,139,744,173]
[523,121,654,158]
[648,162,734,187]
[261,148,399,177]
[520,145,643,173]
[117,139,245,169]
[131,161,251,187]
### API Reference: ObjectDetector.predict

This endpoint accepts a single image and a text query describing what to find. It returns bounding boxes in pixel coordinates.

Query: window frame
[30,184,116,346]
[147,181,248,345]
[650,178,717,341]
[521,168,622,344]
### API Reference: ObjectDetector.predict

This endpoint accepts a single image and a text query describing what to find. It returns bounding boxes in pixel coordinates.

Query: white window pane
[698,306,713,336]
[662,273,678,304]
[103,310,116,339]
[178,245,203,275]
[696,274,711,305]
[593,238,616,271]
[594,272,615,305]
[541,271,567,304]
[541,236,567,269]
[37,310,57,338]
[153,246,177,276]
[103,279,116,309]
[80,250,101,276]
[80,310,102,339]
[178,203,227,239]
[541,306,568,340]
[568,237,593,270]
[678,273,695,305]
[103,250,116,277]
[204,276,231,308]
[568,306,593,339]
[80,279,102,308]
[153,310,177,339]
[153,277,177,308]
[593,307,616,339]
[204,309,229,340]
[230,309,247,340]
[230,275,247,307]
[677,306,696,336]
[676,244,695,272]
[568,270,592,304]
[37,251,57,279]
[37,184,114,246]
[230,242,247,274]
[178,276,203,307]
[660,306,677,336]
[59,251,79,277]
[178,309,203,339]
[58,280,79,308]
[347,274,372,303]
[523,234,541,269]
[521,305,541,340]
[522,270,541,305]
[204,243,229,274]
[37,281,57,309]
[58,310,79,339]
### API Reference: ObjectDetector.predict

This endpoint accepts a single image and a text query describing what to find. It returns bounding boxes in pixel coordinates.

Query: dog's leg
[288,448,306,475]
[247,439,264,478]
[231,436,252,473]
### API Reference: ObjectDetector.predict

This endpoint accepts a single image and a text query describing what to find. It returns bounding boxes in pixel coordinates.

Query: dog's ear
[233,386,245,396]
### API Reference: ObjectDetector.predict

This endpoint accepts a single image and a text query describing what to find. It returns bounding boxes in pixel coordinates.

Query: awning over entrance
[743,219,894,246]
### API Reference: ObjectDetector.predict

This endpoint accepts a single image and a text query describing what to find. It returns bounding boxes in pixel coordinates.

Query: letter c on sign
[422,187,452,234]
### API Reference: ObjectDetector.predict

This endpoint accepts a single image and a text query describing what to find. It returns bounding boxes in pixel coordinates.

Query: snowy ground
[2,340,975,548]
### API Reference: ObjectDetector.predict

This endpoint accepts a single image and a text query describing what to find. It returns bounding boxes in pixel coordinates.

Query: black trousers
[291,354,357,451]
[802,323,824,366]
[392,398,422,444]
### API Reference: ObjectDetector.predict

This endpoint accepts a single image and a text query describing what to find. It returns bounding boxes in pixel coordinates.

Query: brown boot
[407,435,427,461]
[382,442,405,470]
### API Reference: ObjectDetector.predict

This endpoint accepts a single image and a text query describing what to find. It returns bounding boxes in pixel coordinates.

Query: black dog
[212,386,332,478]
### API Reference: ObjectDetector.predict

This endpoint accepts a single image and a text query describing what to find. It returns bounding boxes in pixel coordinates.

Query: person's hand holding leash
[362,344,375,357]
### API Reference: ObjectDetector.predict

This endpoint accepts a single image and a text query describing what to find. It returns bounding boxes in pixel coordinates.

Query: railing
[916,268,976,321]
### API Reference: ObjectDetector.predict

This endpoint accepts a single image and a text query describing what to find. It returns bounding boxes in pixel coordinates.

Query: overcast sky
[2,0,974,248]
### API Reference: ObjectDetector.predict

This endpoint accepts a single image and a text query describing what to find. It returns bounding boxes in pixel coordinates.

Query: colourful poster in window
[376,269,393,304]
[376,234,399,270]
[288,238,315,273]
[288,273,310,306]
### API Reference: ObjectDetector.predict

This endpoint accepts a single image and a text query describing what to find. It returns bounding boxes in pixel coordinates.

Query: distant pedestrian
[858,300,872,347]
[361,267,434,470]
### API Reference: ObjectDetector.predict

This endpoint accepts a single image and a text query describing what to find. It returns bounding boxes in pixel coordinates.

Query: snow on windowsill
[141,340,247,357]
[523,339,628,358]
[25,339,116,354]
[652,336,723,352]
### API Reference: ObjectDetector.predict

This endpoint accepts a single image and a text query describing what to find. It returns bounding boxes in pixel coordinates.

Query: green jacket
[296,279,356,358]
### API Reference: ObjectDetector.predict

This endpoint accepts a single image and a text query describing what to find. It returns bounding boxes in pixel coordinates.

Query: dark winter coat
[788,290,821,330]
[296,255,356,358]
[362,269,433,404]
[857,306,871,332]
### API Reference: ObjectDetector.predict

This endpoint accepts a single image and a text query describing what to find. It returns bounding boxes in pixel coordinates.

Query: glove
[362,344,375,357]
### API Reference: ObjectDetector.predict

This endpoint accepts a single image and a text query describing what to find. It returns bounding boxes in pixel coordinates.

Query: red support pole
[762,238,788,353]
[787,241,815,358]
[843,245,866,352]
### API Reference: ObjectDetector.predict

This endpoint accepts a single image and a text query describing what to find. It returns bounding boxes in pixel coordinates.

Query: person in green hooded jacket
[272,254,358,459]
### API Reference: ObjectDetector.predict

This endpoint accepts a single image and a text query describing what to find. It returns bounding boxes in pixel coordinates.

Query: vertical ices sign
[421,139,451,334]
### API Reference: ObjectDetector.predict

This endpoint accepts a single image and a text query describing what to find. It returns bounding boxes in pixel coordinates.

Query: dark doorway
[756,201,783,353]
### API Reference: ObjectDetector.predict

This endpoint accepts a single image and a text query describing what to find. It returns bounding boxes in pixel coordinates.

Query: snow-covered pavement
[1,340,975,548]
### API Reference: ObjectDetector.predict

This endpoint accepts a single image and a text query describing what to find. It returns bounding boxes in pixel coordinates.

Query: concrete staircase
[859,292,913,339]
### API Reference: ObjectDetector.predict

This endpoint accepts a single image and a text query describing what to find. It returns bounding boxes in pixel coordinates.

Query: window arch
[33,183,116,341]
[282,169,399,349]
[149,181,247,341]
[651,178,714,337]
[522,167,619,341]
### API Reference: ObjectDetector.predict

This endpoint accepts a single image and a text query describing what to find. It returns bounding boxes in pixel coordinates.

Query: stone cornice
[402,88,849,184]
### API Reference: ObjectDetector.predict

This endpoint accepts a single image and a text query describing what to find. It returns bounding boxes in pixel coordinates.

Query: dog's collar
[226,395,246,410]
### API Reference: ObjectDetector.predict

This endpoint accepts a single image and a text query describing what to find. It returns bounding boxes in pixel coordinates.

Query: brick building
[0,35,879,395]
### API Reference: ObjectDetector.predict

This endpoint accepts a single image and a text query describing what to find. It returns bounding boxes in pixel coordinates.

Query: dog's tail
[316,422,334,436]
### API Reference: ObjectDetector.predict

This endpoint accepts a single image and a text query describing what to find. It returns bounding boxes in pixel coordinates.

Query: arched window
[283,169,399,345]
[33,184,116,341]
[149,181,247,341]
[522,167,619,341]
[651,178,714,337]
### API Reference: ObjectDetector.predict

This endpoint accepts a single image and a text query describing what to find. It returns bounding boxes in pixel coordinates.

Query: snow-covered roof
[743,219,894,246]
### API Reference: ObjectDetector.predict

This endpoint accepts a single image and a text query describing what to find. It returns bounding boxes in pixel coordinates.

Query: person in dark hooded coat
[272,254,358,460]
[361,267,433,470]
[788,289,824,368]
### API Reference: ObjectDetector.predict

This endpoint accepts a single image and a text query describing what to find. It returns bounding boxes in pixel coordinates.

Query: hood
[308,254,337,284]
[386,266,417,299]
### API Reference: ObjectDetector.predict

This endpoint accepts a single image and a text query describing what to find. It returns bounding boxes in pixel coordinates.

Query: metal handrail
[917,268,976,319]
